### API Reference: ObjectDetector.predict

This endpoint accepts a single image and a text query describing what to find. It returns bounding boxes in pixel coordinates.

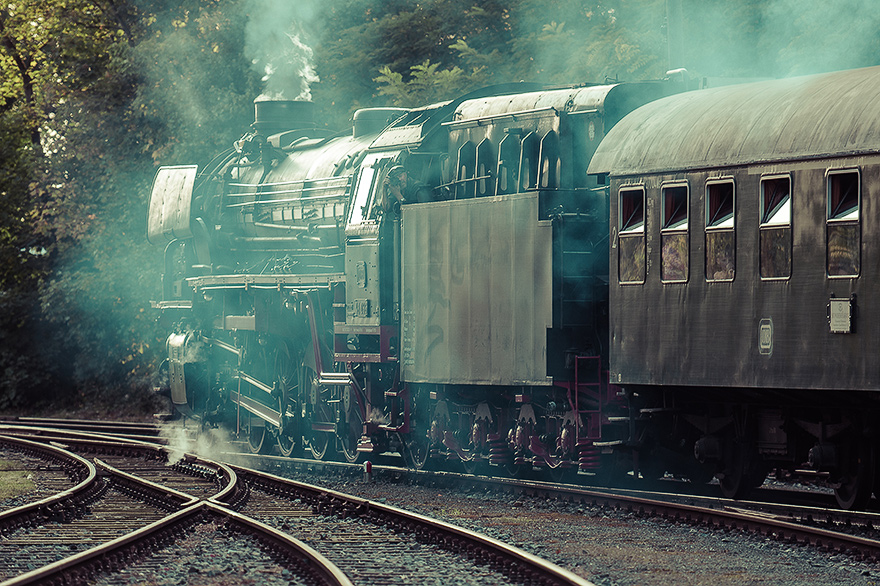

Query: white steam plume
[160,420,244,467]
[245,0,320,101]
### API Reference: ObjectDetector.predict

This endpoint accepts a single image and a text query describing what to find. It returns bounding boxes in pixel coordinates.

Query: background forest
[1,0,878,414]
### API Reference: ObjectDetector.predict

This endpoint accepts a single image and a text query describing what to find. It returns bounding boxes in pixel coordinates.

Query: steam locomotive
[149,65,880,509]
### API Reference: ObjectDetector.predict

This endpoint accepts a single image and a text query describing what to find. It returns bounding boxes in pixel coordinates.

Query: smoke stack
[253,99,316,136]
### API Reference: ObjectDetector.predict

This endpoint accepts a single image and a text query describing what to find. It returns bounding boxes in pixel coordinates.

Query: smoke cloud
[245,0,321,101]
[763,0,880,76]
[160,420,245,467]
[679,0,880,79]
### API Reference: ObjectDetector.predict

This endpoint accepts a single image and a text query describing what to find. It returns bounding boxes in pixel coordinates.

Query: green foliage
[0,0,262,410]
[339,1,671,109]
[375,59,478,107]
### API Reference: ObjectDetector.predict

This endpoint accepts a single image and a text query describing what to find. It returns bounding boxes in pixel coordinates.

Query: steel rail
[0,435,104,534]
[0,426,245,507]
[0,416,160,436]
[412,471,880,561]
[208,501,355,586]
[1,447,353,586]
[232,463,596,586]
[93,458,200,509]
[413,470,880,562]
[0,418,163,444]
[0,423,170,447]
[235,451,880,562]
[0,501,352,586]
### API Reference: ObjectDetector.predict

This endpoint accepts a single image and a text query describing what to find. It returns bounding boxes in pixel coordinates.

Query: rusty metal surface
[589,66,880,177]
[400,193,553,386]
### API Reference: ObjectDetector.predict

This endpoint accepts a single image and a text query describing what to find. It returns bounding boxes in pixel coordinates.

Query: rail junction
[0,419,592,585]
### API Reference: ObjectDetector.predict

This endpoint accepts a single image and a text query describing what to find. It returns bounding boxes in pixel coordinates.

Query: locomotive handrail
[228,176,351,188]
[225,192,350,206]
[226,187,349,199]
[227,178,350,196]
[252,221,338,231]
[442,105,560,128]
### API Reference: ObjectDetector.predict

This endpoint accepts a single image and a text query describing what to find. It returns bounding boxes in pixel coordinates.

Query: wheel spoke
[403,431,431,470]
[835,441,874,510]
[246,416,269,454]
[273,342,300,457]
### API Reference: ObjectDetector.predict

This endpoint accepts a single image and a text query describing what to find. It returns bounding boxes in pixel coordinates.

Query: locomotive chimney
[253,98,316,136]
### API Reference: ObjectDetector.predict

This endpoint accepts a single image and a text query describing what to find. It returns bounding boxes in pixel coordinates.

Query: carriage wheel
[717,442,764,500]
[274,342,300,457]
[402,413,432,470]
[301,364,333,461]
[309,431,331,460]
[276,425,297,456]
[403,432,431,470]
[246,416,270,454]
[461,458,490,475]
[338,385,363,464]
[403,396,434,470]
[835,441,874,510]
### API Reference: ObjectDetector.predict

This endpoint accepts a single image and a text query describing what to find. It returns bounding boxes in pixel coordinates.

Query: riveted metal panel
[147,165,197,244]
[401,193,553,386]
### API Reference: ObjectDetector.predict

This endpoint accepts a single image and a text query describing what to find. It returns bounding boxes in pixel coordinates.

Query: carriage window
[827,169,860,277]
[618,187,646,283]
[661,184,688,282]
[759,175,792,279]
[476,138,495,196]
[519,132,540,191]
[705,180,735,281]
[539,130,559,189]
[456,141,476,199]
[496,132,521,195]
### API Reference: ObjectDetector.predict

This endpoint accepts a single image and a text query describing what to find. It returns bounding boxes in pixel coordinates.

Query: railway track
[0,417,166,444]
[6,418,880,569]
[0,424,592,586]
[229,448,880,563]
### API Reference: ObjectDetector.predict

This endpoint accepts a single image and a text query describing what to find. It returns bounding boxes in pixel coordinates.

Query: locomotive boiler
[148,79,678,474]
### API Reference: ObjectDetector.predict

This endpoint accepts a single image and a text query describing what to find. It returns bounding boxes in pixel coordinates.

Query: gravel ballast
[280,469,880,586]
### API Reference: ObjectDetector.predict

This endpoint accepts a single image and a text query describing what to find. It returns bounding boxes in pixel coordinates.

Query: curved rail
[0,425,248,507]
[237,451,880,563]
[1,449,353,586]
[0,435,104,534]
[1,501,352,586]
[232,463,595,586]
[382,464,880,562]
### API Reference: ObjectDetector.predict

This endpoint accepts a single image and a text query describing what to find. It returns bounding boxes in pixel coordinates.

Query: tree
[0,0,263,409]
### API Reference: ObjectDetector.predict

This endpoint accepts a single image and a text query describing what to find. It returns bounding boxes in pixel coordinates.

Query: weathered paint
[401,193,553,386]
[594,65,880,392]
